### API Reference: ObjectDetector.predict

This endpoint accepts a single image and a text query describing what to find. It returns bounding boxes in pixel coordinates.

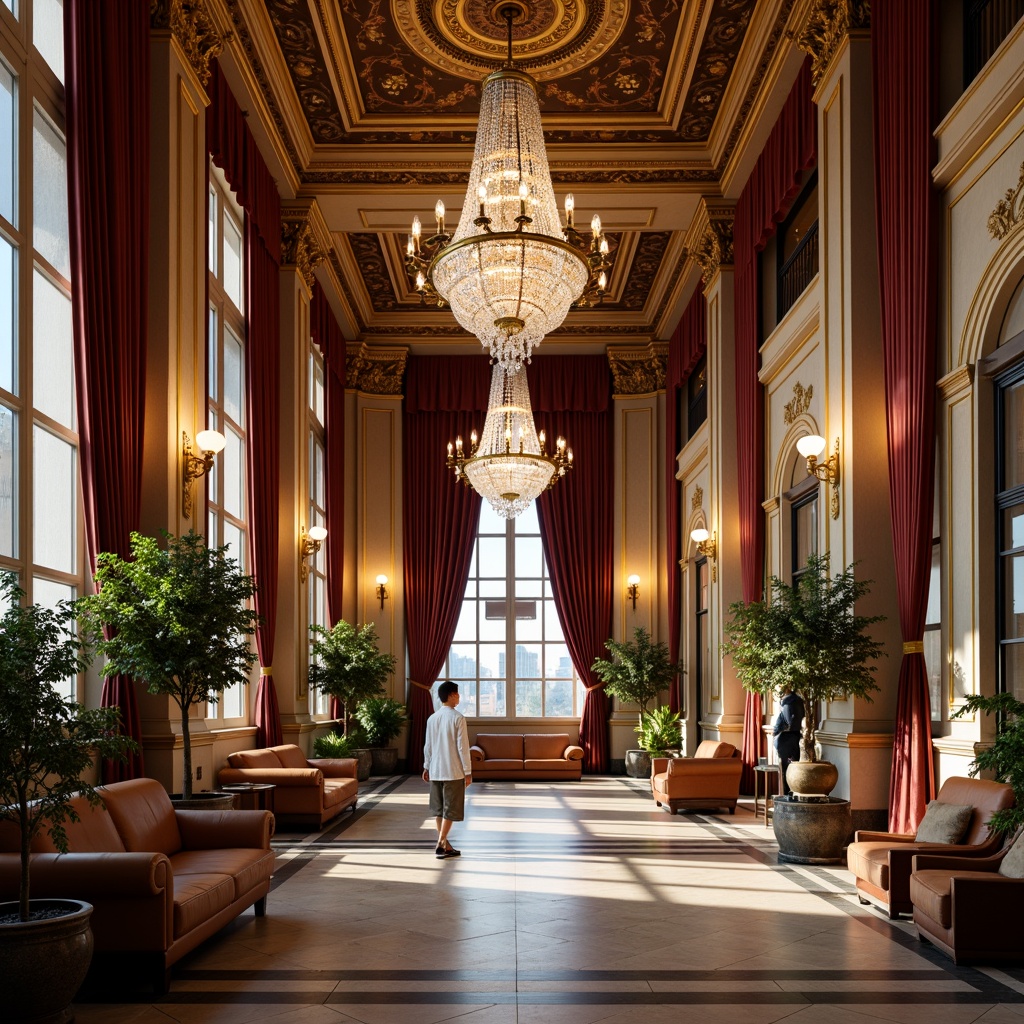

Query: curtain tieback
[585,683,605,692]
[260,666,273,676]
[409,679,433,692]
[902,641,924,655]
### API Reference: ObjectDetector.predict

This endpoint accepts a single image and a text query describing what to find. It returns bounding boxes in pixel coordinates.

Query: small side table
[752,764,782,827]
[220,783,276,816]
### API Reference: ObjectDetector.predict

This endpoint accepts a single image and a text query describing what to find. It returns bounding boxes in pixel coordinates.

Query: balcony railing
[965,0,1024,85]
[777,220,818,321]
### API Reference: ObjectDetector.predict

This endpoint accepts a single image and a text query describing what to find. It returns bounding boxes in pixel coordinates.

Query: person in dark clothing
[773,686,805,795]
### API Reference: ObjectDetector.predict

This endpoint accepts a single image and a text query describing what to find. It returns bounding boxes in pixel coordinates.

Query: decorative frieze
[150,0,224,89]
[988,162,1024,241]
[281,214,327,292]
[607,343,669,395]
[783,382,813,424]
[794,0,870,87]
[345,345,408,395]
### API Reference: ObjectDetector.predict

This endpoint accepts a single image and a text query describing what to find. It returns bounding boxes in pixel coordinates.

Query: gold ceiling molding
[988,162,1024,241]
[794,0,870,87]
[783,381,813,424]
[150,0,224,88]
[691,485,704,511]
[607,343,669,395]
[345,345,408,396]
[281,213,327,293]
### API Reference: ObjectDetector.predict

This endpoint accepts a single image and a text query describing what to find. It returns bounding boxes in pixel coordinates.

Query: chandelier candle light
[406,5,609,373]
[447,362,572,519]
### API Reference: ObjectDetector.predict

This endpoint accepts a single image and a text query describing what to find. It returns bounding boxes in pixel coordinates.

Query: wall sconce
[626,574,640,610]
[182,429,225,519]
[690,528,718,582]
[299,525,328,583]
[375,574,389,611]
[796,434,841,520]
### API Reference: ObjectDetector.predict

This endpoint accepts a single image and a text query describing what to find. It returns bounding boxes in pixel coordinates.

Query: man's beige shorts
[429,779,466,821]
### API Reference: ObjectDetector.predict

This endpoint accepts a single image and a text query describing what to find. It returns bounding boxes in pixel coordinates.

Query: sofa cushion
[13,793,127,854]
[323,778,358,808]
[524,759,579,772]
[475,734,524,760]
[100,778,182,856]
[999,830,1024,878]
[694,740,736,759]
[845,842,893,891]
[171,848,275,900]
[909,869,954,928]
[523,734,571,760]
[229,749,283,769]
[915,801,973,844]
[269,744,309,769]
[474,759,524,773]
[172,872,236,938]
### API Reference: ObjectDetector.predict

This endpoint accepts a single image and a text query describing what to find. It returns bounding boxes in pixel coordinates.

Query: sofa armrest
[470,746,485,763]
[308,758,357,779]
[0,851,170,898]
[218,767,323,788]
[176,809,273,850]
[563,745,584,761]
[853,830,916,843]
[912,851,1004,873]
[651,758,669,776]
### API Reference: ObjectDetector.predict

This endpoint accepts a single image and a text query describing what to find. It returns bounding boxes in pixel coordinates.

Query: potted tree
[308,620,396,781]
[354,697,408,775]
[79,531,258,802]
[0,573,135,1021]
[722,553,885,862]
[591,627,682,778]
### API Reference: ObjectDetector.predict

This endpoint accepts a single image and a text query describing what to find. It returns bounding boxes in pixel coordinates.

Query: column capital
[794,0,871,88]
[683,199,735,290]
[606,342,669,396]
[346,344,408,395]
[150,0,225,89]
[281,202,330,292]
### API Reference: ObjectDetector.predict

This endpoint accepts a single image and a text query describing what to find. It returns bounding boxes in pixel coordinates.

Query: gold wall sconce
[299,525,328,583]
[182,429,225,519]
[690,528,718,582]
[796,434,840,519]
[375,574,389,611]
[626,574,640,610]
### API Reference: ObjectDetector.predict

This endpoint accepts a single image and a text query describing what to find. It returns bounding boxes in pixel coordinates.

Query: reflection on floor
[75,775,1024,1023]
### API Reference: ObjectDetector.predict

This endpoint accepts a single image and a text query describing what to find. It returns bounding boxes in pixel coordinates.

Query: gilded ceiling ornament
[346,347,408,395]
[281,215,326,292]
[150,0,224,89]
[988,162,1024,241]
[607,344,668,395]
[783,382,813,425]
[794,0,870,87]
[691,485,704,511]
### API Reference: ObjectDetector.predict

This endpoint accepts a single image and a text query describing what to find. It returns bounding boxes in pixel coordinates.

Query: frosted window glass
[33,426,75,573]
[208,185,217,274]
[35,578,75,698]
[223,216,242,310]
[32,110,69,279]
[33,269,74,428]
[223,426,243,519]
[0,236,15,393]
[223,520,243,570]
[224,327,242,422]
[0,405,17,557]
[0,63,14,224]
[33,0,64,83]
[207,307,217,400]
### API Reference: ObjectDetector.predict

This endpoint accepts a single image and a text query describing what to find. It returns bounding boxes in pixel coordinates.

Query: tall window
[996,359,1024,700]
[206,165,248,722]
[687,355,707,439]
[693,557,709,744]
[2,2,83,700]
[791,487,819,583]
[437,501,583,718]
[307,342,329,715]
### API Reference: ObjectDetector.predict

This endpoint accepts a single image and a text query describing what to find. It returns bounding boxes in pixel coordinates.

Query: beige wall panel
[618,401,657,640]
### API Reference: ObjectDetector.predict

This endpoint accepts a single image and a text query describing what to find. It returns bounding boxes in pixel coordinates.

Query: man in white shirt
[422,680,472,858]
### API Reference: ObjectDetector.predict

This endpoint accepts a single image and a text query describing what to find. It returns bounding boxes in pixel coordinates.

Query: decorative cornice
[607,343,669,395]
[150,0,224,89]
[691,485,704,512]
[345,345,408,395]
[794,0,870,87]
[281,213,327,292]
[684,211,734,286]
[938,364,975,400]
[988,162,1024,240]
[783,382,813,424]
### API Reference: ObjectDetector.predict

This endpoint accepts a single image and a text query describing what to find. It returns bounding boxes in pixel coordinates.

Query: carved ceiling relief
[281,215,327,292]
[150,0,224,87]
[607,345,669,395]
[795,0,871,87]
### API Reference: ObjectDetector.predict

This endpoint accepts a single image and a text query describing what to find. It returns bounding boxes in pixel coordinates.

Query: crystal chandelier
[407,6,609,373]
[447,362,572,519]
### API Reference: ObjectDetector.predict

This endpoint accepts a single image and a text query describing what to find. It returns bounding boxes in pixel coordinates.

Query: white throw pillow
[998,829,1024,878]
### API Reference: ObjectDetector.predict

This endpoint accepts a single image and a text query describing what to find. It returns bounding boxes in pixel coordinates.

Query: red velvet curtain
[310,281,347,720]
[666,292,707,713]
[208,64,283,747]
[65,0,148,781]
[528,357,613,773]
[403,356,490,772]
[874,1,938,833]
[734,59,816,790]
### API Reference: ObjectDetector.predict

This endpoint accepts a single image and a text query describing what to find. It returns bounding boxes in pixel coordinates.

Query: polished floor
[76,775,1024,1023]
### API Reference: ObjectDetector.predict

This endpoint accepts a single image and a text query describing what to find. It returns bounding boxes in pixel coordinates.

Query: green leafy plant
[954,692,1024,837]
[591,627,682,741]
[0,573,136,922]
[721,553,885,763]
[354,696,408,748]
[79,531,258,799]
[312,731,355,759]
[637,703,682,755]
[308,621,396,738]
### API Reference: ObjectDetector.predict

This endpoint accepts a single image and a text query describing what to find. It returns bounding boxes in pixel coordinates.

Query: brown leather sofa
[650,740,743,814]
[470,734,584,780]
[846,776,1015,918]
[0,777,274,992]
[218,743,358,828]
[910,846,1024,964]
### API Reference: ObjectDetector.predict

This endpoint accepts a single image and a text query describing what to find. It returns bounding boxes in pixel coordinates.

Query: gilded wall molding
[988,162,1024,241]
[150,0,224,89]
[691,485,704,511]
[938,364,975,400]
[281,213,327,292]
[346,345,408,395]
[783,382,813,424]
[794,0,870,87]
[607,343,669,395]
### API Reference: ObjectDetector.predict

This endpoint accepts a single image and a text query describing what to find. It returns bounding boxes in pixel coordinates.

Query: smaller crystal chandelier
[447,362,572,519]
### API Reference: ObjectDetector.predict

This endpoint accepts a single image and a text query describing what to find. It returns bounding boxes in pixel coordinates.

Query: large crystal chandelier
[447,362,572,519]
[407,6,609,373]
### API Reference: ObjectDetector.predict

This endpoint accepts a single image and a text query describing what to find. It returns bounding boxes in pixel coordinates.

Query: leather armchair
[651,740,743,814]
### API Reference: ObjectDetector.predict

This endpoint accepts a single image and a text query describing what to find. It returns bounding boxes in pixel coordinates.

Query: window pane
[223,215,242,310]
[925,542,941,624]
[516,601,542,641]
[34,577,75,698]
[517,502,539,532]
[33,269,74,427]
[545,678,573,717]
[207,307,218,400]
[477,536,505,577]
[793,495,818,573]
[223,520,243,570]
[515,534,543,578]
[479,605,504,641]
[33,426,75,573]
[544,600,563,641]
[548,643,573,678]
[448,645,477,679]
[478,501,504,533]
[0,63,14,224]
[924,628,942,723]
[0,236,15,392]
[452,604,476,642]
[1004,641,1024,705]
[33,0,65,83]
[1004,505,1024,552]
[32,109,69,278]
[0,405,16,556]
[224,327,243,423]
[313,358,325,424]
[512,643,541,679]
[478,678,505,716]
[223,426,243,519]
[478,643,503,681]
[219,680,245,719]
[208,185,217,274]
[516,679,541,717]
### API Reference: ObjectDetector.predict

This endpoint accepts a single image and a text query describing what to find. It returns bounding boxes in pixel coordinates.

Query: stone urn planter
[624,749,652,778]
[786,760,839,798]
[369,747,399,776]
[350,748,372,782]
[772,795,852,864]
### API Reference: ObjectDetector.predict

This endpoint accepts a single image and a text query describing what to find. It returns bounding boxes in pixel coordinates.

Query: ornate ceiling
[222,0,804,353]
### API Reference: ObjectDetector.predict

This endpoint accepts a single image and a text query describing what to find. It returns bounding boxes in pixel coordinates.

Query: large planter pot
[624,749,652,778]
[350,748,372,782]
[786,760,839,798]
[171,792,237,810]
[369,747,398,776]
[772,795,852,864]
[0,898,94,1023]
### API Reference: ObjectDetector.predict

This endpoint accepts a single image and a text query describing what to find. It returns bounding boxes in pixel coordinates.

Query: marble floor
[74,775,1024,1024]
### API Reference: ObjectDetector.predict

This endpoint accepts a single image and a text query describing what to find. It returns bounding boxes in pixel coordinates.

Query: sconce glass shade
[307,525,328,543]
[195,429,226,454]
[690,527,710,544]
[796,434,826,460]
[375,574,389,587]
[626,574,640,587]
